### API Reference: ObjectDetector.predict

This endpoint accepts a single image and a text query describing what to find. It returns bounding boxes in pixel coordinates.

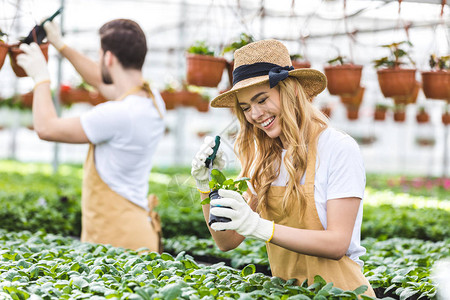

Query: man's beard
[101,62,113,84]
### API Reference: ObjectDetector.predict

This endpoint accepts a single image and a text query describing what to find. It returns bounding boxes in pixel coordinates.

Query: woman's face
[236,83,284,142]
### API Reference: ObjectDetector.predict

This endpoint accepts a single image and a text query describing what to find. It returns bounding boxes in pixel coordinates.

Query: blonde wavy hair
[234,77,328,215]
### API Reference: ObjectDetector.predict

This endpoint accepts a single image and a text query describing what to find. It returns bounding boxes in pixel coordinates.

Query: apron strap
[141,81,164,120]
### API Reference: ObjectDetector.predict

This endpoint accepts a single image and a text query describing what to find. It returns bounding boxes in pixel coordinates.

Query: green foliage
[290,54,304,61]
[187,41,215,56]
[200,169,249,205]
[222,33,255,54]
[429,54,450,71]
[362,237,449,299]
[0,229,373,300]
[373,41,415,69]
[327,55,347,65]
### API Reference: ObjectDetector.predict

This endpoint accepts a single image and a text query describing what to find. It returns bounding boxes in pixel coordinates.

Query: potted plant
[0,30,8,71]
[340,86,365,120]
[416,106,430,124]
[160,82,203,110]
[421,54,450,101]
[59,82,107,106]
[374,103,389,121]
[393,104,407,123]
[222,33,255,87]
[323,55,363,96]
[8,40,50,78]
[200,169,249,226]
[373,41,417,102]
[290,54,311,69]
[186,41,227,88]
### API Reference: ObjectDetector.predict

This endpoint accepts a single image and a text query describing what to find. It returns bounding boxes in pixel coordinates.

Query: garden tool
[22,7,63,45]
[205,136,232,227]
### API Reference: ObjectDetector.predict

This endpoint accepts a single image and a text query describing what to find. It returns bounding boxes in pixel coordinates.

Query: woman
[191,39,375,296]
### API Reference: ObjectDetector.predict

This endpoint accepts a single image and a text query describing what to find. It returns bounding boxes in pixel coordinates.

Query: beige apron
[81,144,162,252]
[260,136,375,296]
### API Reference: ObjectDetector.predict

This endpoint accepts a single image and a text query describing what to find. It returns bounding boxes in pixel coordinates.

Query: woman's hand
[191,136,225,193]
[210,189,274,242]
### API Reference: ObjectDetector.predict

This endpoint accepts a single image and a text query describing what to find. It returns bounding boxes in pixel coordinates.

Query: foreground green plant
[0,230,374,300]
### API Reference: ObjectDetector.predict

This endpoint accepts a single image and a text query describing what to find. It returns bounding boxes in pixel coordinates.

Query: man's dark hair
[99,19,147,70]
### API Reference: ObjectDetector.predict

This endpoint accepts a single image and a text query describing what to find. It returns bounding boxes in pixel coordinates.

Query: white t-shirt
[271,127,366,266]
[80,89,166,210]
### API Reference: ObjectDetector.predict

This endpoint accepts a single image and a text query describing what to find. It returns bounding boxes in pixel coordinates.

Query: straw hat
[211,39,327,108]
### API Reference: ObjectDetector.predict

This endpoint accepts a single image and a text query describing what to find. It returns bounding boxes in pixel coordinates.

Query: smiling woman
[190,39,375,297]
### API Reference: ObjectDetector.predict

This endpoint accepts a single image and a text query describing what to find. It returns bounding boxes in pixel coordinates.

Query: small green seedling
[200,169,249,205]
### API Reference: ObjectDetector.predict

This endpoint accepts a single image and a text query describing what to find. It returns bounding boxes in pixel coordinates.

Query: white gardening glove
[16,43,50,83]
[43,20,65,51]
[210,189,275,242]
[191,136,225,193]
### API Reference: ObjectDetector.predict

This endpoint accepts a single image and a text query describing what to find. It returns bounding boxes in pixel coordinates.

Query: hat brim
[211,68,327,108]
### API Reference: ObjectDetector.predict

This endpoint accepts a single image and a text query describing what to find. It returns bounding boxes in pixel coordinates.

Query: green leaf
[353,285,368,295]
[211,169,226,185]
[241,264,256,277]
[159,283,183,300]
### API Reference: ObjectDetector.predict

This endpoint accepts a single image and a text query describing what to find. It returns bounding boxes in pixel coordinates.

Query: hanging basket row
[160,90,209,112]
[0,42,49,77]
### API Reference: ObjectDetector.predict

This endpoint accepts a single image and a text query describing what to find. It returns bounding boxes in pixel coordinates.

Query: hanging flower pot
[324,64,363,96]
[393,105,406,123]
[0,41,8,71]
[9,43,49,77]
[290,54,311,69]
[442,112,450,125]
[186,54,227,88]
[196,98,210,113]
[160,90,181,110]
[340,86,365,107]
[422,71,450,101]
[179,90,203,107]
[416,107,430,124]
[374,104,388,121]
[373,41,417,99]
[345,104,360,121]
[377,68,417,98]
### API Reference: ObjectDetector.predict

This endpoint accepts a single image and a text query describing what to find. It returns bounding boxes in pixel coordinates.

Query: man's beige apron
[260,135,375,296]
[81,144,162,252]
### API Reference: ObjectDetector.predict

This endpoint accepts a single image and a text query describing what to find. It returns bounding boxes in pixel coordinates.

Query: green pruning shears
[22,7,63,45]
[205,136,221,169]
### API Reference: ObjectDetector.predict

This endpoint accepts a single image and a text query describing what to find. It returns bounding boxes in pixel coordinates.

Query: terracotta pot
[345,105,360,121]
[324,64,363,96]
[442,112,450,125]
[416,111,430,124]
[374,108,387,121]
[393,111,406,122]
[421,71,450,101]
[196,99,210,112]
[59,87,90,104]
[9,43,49,77]
[160,91,179,110]
[377,68,416,98]
[340,86,365,106]
[186,54,227,87]
[292,60,311,69]
[393,81,420,105]
[88,91,107,106]
[179,91,202,107]
[0,41,8,71]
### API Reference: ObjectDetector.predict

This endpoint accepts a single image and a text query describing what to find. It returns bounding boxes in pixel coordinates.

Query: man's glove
[16,43,50,83]
[191,136,225,193]
[210,189,275,242]
[43,21,65,51]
